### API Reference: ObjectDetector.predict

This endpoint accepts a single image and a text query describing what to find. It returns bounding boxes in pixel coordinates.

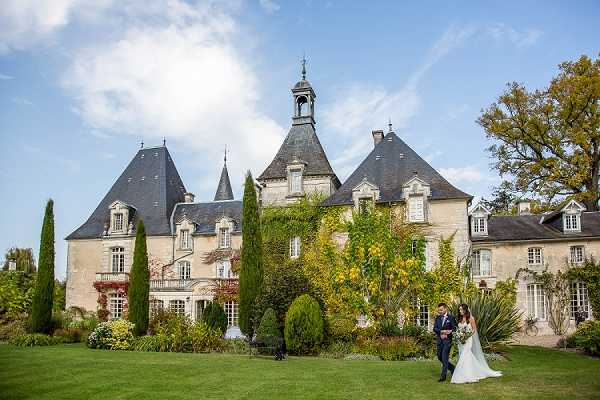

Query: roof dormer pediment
[402,175,431,199]
[561,199,586,214]
[109,200,135,210]
[469,202,492,217]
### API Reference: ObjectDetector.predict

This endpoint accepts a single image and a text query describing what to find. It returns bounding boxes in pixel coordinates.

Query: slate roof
[66,146,186,239]
[173,200,243,235]
[472,212,600,242]
[321,132,471,206]
[214,162,234,201]
[258,122,340,186]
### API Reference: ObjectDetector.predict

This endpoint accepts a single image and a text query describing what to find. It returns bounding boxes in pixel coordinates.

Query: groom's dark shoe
[438,377,446,382]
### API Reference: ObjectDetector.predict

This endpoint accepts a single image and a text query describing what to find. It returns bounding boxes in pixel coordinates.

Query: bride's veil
[471,315,502,375]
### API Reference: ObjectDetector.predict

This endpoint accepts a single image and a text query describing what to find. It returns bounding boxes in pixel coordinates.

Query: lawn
[0,344,599,400]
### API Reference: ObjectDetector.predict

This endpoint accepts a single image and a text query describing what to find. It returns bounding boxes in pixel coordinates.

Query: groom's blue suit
[433,313,457,380]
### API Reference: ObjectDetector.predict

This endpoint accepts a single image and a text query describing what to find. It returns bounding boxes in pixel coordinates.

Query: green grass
[0,344,599,400]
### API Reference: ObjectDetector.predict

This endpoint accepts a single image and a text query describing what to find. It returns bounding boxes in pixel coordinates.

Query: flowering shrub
[87,320,134,350]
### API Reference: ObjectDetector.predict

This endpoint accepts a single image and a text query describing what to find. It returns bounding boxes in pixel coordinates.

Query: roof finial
[140,139,144,149]
[301,53,306,80]
[388,117,393,133]
[224,146,228,165]
[163,137,166,147]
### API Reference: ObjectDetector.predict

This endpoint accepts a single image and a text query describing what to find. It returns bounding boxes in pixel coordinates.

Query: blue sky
[1,0,599,279]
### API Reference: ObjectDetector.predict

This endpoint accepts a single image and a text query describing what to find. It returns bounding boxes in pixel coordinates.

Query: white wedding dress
[451,320,502,384]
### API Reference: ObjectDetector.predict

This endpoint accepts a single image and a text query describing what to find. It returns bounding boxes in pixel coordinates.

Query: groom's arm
[432,318,441,336]
[449,315,457,333]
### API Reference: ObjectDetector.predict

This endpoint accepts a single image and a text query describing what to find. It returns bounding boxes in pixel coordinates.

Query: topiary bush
[202,302,228,334]
[10,333,62,347]
[284,294,324,355]
[256,308,280,340]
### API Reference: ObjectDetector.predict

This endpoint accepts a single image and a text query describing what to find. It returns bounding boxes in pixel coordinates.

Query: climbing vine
[516,268,571,335]
[566,258,600,320]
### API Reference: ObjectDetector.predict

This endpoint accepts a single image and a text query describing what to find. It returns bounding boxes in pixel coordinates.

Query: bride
[451,303,502,384]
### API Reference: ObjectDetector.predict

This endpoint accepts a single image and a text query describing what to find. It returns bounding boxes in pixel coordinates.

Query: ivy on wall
[260,197,468,326]
[566,259,600,320]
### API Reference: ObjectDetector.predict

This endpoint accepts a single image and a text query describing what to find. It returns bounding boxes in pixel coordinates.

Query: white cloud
[323,24,475,180]
[488,23,543,48]
[62,1,284,192]
[439,165,484,185]
[259,0,280,13]
[0,72,13,80]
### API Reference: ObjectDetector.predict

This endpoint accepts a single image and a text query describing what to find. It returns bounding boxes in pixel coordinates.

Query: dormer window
[472,217,487,234]
[352,178,379,211]
[219,227,231,248]
[290,169,302,194]
[469,203,491,237]
[561,199,585,233]
[113,213,124,232]
[290,236,301,259]
[408,196,424,222]
[564,214,580,232]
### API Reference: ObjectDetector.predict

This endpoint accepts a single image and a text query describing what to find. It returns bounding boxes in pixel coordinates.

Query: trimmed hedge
[10,333,62,347]
[284,294,323,354]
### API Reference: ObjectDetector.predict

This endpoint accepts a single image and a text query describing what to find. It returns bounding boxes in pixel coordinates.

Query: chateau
[65,66,596,335]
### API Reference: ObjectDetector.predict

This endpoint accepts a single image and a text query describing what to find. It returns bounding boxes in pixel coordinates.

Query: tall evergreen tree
[239,171,263,336]
[128,220,150,336]
[29,199,55,333]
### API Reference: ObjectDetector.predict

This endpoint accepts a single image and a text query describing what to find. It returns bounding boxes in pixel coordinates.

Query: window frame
[178,260,191,280]
[224,301,239,327]
[408,195,425,223]
[563,213,581,232]
[527,247,543,266]
[111,247,125,273]
[219,227,231,249]
[170,299,186,316]
[570,245,584,265]
[109,292,125,320]
[471,249,492,276]
[216,259,232,279]
[570,282,590,320]
[289,169,303,194]
[180,229,191,250]
[527,283,546,320]
[113,212,124,232]
[472,217,487,235]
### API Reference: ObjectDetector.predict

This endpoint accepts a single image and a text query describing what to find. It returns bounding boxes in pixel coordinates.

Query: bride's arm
[470,316,477,333]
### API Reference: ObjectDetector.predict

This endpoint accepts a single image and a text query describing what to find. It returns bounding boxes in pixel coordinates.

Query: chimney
[517,199,531,215]
[183,192,195,203]
[372,130,384,147]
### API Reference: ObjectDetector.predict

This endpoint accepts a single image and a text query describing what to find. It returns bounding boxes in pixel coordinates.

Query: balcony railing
[95,272,129,282]
[150,279,191,291]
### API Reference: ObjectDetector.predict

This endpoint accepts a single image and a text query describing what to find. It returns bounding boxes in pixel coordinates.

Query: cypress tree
[30,199,55,333]
[128,220,149,336]
[238,171,263,336]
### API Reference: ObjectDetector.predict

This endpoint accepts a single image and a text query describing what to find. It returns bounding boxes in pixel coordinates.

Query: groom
[433,302,457,382]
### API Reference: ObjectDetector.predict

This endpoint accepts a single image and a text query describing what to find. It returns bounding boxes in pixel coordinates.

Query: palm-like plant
[452,291,522,351]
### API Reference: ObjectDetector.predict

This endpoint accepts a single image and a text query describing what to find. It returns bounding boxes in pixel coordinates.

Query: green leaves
[478,54,600,210]
[128,219,149,336]
[29,199,55,333]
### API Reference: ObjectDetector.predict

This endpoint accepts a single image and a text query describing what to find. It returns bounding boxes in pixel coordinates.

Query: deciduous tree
[479,54,600,211]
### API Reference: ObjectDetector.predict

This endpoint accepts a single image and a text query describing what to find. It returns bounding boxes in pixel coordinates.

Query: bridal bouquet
[454,324,473,345]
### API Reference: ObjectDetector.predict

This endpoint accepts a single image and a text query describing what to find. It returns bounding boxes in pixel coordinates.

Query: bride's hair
[459,303,471,322]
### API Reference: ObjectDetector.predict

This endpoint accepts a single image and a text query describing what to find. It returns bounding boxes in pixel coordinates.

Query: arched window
[111,247,125,273]
[296,96,308,116]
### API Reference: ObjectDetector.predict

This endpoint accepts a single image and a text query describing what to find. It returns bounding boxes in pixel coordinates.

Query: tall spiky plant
[239,171,263,336]
[452,291,522,351]
[128,220,149,336]
[30,199,55,333]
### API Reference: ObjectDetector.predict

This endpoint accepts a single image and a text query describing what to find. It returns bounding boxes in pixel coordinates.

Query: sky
[1,0,599,279]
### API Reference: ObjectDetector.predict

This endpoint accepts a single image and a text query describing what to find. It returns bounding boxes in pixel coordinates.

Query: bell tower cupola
[292,56,316,126]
